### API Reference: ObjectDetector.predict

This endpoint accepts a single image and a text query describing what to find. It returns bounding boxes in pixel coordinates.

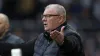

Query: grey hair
[0,13,10,25]
[45,4,66,20]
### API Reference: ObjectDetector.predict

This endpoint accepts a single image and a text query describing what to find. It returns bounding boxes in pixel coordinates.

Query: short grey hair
[0,13,10,25]
[45,4,66,20]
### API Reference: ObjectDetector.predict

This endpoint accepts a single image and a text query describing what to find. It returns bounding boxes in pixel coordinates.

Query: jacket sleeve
[16,39,36,56]
[0,39,35,56]
[60,33,84,56]
[61,35,81,52]
[0,41,14,56]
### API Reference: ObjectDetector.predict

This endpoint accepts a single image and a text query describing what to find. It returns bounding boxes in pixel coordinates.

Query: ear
[58,15,64,24]
[66,15,71,20]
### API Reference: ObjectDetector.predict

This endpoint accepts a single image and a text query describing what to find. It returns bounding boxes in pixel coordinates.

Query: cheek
[1,26,5,30]
[47,20,52,27]
[0,25,4,29]
[48,20,57,28]
[0,26,5,32]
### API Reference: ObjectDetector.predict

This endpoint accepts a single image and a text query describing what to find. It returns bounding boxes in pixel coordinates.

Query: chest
[34,35,59,56]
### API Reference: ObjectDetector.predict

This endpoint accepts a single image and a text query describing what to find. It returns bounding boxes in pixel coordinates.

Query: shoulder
[36,33,44,41]
[5,33,24,44]
[8,33,22,40]
[64,24,80,37]
[64,24,82,42]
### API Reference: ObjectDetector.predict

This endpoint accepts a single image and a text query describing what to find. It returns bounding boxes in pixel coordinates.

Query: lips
[44,24,47,25]
[44,23,47,26]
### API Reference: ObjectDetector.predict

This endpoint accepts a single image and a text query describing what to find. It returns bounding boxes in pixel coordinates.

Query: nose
[42,17,46,22]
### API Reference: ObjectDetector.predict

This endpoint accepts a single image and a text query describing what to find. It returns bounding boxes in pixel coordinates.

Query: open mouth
[44,24,47,25]
[44,24,47,27]
[44,23,47,25]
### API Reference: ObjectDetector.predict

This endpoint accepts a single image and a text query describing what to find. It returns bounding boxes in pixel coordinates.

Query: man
[32,4,85,56]
[0,13,24,56]
[0,4,85,56]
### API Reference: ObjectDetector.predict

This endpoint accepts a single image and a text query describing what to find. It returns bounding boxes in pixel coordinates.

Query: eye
[41,14,60,18]
[45,15,51,17]
[41,15,51,18]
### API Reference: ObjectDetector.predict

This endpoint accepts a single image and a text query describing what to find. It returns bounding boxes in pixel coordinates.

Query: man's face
[42,8,61,32]
[0,18,6,34]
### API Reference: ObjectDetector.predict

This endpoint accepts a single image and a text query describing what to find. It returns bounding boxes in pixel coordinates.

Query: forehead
[43,8,58,15]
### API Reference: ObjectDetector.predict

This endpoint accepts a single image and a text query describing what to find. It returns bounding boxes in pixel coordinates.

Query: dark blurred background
[0,0,99,56]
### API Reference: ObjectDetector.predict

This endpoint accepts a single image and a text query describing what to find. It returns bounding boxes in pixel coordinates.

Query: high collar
[52,21,67,31]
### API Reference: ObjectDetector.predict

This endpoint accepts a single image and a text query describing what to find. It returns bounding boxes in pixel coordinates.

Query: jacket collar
[52,21,67,31]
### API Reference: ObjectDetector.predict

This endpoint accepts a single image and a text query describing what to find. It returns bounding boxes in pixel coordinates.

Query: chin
[44,28,51,32]
[44,28,48,31]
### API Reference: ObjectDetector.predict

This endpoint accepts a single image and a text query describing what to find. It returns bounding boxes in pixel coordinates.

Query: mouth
[44,23,47,27]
